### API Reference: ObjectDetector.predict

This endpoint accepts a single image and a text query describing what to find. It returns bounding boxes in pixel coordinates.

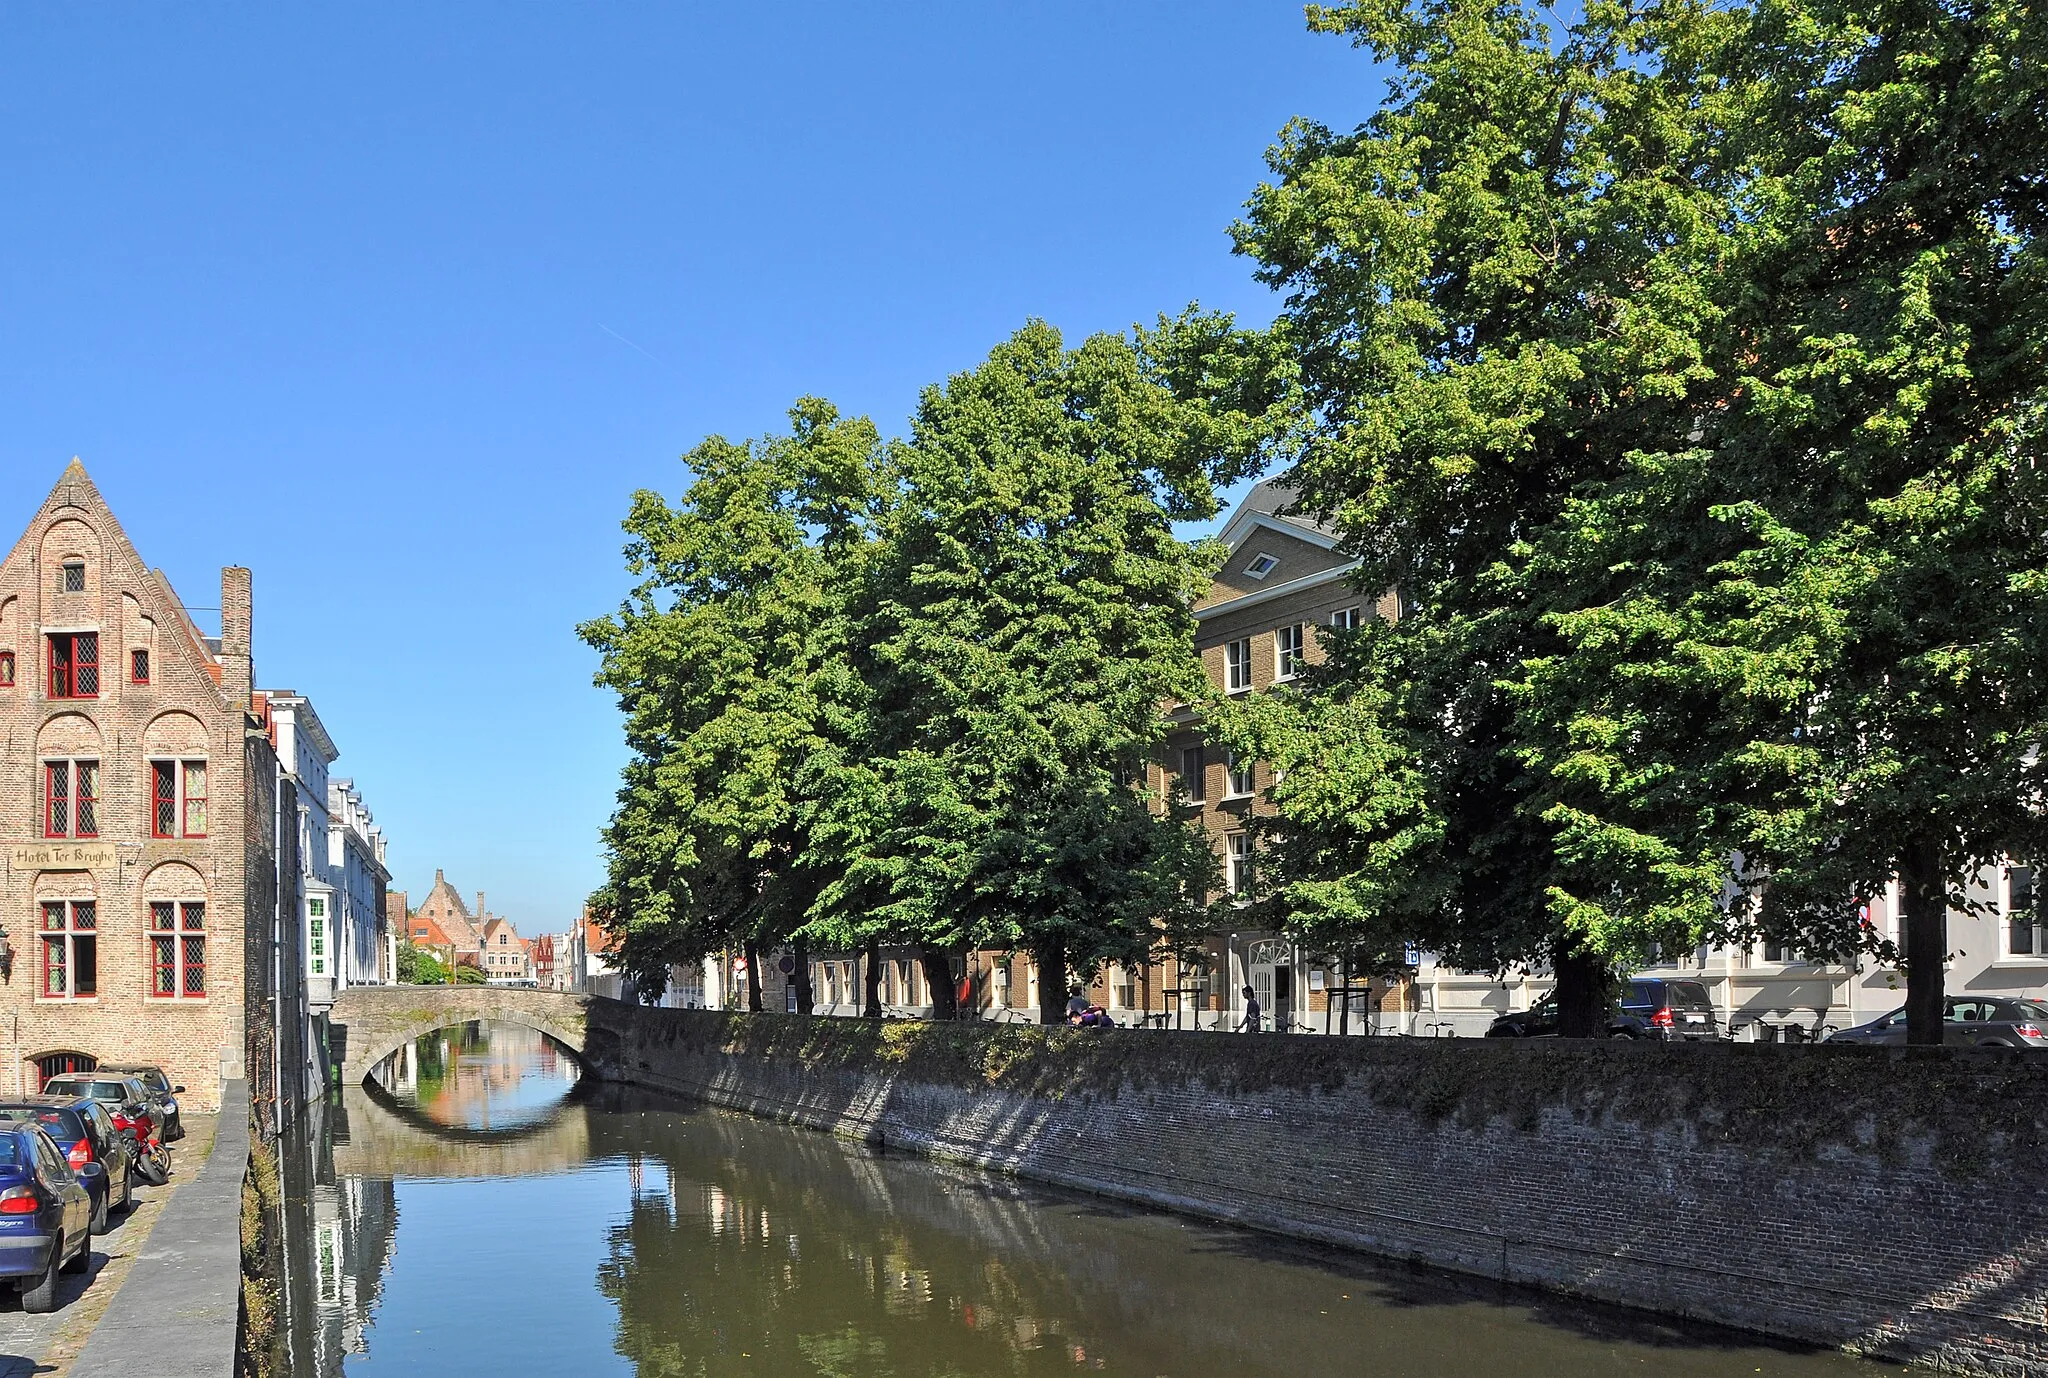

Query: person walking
[1238,984,1262,1033]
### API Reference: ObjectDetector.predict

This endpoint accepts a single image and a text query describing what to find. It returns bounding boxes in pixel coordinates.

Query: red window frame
[46,632,98,700]
[0,651,14,688]
[39,901,96,1000]
[130,648,149,685]
[151,761,177,838]
[150,901,206,998]
[183,762,207,839]
[43,761,98,840]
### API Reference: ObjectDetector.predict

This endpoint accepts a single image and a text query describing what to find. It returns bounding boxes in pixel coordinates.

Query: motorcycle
[111,1108,170,1186]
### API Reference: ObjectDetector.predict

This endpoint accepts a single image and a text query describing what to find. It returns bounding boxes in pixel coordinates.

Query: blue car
[0,1123,93,1312]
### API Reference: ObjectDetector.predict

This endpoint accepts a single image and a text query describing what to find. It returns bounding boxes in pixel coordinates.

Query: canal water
[275,1020,1899,1378]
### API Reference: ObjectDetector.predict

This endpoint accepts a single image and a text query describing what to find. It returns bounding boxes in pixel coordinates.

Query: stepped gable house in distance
[0,460,276,1111]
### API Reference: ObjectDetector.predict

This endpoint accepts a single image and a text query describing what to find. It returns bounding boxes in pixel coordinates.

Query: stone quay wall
[579,1006,2048,1377]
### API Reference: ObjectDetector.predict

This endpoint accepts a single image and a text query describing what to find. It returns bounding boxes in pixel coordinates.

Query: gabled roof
[1212,477,1340,556]
[416,869,481,949]
[9,460,235,707]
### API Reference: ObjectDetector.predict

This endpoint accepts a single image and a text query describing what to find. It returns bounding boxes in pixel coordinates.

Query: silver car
[1826,997,2048,1048]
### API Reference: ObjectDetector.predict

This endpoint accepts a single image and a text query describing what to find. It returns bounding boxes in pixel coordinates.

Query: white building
[568,915,624,1001]
[327,779,391,988]
[1410,861,2045,1039]
[267,692,392,1012]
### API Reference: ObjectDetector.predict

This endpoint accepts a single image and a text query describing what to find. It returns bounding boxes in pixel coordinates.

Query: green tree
[580,400,889,1009]
[1513,0,2048,1042]
[395,941,447,986]
[1229,0,1745,1030]
[825,321,1249,1023]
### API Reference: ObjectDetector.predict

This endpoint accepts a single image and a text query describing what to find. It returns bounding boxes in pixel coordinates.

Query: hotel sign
[9,843,118,871]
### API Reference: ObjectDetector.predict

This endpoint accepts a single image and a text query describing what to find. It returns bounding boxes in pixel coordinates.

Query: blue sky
[0,4,1373,931]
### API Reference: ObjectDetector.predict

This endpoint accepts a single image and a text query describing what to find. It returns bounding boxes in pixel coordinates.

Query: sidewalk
[66,1081,247,1378]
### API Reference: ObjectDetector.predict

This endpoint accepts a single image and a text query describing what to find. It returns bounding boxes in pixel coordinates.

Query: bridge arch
[330,987,600,1088]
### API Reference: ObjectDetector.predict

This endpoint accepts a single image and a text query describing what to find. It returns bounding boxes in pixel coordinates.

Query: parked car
[39,1074,169,1183]
[38,1074,162,1143]
[0,1100,133,1233]
[1485,978,1721,1041]
[1826,997,2048,1048]
[94,1064,183,1141]
[0,1122,93,1312]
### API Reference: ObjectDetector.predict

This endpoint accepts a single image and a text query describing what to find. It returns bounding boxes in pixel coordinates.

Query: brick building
[0,461,288,1110]
[403,870,486,972]
[480,916,530,982]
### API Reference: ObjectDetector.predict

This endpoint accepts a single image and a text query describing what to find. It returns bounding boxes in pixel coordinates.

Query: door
[1252,969,1273,1029]
[1273,967,1293,1031]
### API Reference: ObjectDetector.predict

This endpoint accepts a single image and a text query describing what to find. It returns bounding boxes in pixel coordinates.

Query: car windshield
[88,1082,132,1101]
[0,1136,25,1169]
[2010,1000,2048,1021]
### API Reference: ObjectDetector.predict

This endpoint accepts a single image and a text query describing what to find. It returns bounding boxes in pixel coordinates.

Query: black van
[1486,977,1721,1041]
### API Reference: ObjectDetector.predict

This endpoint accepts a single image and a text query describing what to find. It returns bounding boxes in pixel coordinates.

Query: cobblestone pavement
[0,1114,219,1378]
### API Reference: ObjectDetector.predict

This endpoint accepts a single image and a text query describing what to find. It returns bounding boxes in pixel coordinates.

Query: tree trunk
[862,940,883,1020]
[1033,939,1068,1026]
[1901,839,1948,1046]
[919,945,958,1020]
[743,937,764,1014]
[791,934,815,1016]
[1553,943,1610,1038]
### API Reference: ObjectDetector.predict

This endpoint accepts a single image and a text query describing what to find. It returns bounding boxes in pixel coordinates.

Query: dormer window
[60,562,84,594]
[1244,553,1279,581]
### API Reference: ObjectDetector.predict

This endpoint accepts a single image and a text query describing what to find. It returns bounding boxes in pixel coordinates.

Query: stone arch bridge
[329,986,627,1087]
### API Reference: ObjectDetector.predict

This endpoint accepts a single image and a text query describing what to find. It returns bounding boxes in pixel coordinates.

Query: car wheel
[119,1169,133,1214]
[89,1192,108,1236]
[20,1248,59,1313]
[1608,1031,1637,1040]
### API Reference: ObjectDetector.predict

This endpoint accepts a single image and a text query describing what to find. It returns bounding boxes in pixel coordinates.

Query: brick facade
[0,461,269,1111]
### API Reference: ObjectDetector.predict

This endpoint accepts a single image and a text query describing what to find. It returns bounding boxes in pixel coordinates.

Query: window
[33,1053,94,1093]
[60,562,84,594]
[1244,552,1279,580]
[1225,638,1252,692]
[309,911,326,978]
[308,898,324,918]
[150,902,206,998]
[1330,607,1361,631]
[46,632,98,700]
[1226,752,1255,798]
[1275,624,1305,679]
[39,901,97,1000]
[2007,865,2042,957]
[0,652,13,687]
[151,760,207,838]
[1181,745,1206,803]
[1226,834,1253,899]
[42,760,98,839]
[130,649,149,686]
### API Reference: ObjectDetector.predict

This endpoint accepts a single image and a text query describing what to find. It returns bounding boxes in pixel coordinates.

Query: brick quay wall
[577,1006,2048,1377]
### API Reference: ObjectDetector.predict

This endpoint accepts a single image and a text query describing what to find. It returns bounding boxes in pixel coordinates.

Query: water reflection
[373,1020,581,1131]
[278,1020,1879,1378]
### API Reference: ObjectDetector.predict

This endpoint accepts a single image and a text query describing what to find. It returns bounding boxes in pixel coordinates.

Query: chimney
[477,892,487,921]
[220,567,252,708]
